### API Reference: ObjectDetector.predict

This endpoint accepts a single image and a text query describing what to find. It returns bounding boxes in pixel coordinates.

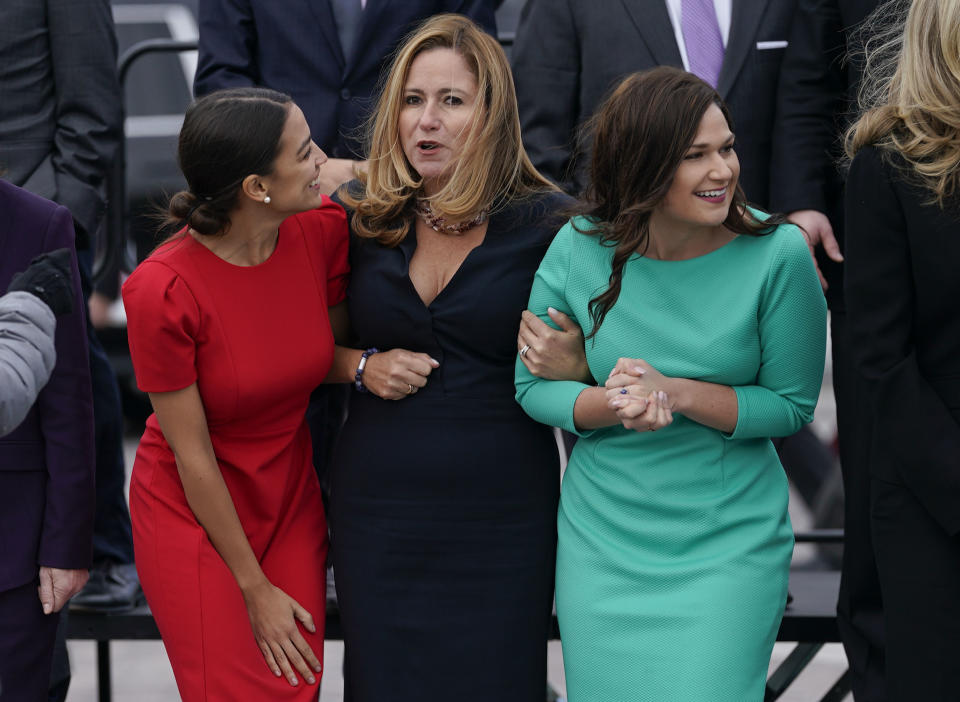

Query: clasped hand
[362,349,439,400]
[243,580,322,687]
[605,358,675,433]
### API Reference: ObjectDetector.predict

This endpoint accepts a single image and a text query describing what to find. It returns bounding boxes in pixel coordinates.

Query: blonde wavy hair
[846,0,960,205]
[339,13,555,245]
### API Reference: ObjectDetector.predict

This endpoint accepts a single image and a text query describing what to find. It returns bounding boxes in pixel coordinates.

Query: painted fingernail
[658,391,666,402]
[611,399,625,407]
[316,664,323,673]
[633,366,646,374]
[307,676,316,685]
[548,306,557,314]
[290,676,298,686]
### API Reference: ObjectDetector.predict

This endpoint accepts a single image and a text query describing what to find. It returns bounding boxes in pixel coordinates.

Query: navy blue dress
[330,189,568,701]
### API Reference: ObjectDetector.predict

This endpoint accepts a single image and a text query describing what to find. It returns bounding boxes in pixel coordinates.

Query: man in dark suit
[0,5,140,695]
[195,0,499,194]
[512,0,795,206]
[770,2,883,699]
[0,180,95,702]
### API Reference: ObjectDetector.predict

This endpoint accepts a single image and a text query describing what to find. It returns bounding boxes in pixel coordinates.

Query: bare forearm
[176,454,266,591]
[324,345,362,384]
[572,386,622,431]
[666,378,738,434]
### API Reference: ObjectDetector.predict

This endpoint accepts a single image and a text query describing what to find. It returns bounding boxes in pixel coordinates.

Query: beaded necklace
[414,199,488,235]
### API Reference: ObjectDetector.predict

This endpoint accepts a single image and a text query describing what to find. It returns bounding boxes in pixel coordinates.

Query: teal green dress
[516,217,826,701]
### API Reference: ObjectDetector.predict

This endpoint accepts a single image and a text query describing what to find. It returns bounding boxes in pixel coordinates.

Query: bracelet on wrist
[354,347,379,393]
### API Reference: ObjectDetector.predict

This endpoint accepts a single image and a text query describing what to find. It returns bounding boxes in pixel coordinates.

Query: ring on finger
[407,383,415,394]
[519,344,531,358]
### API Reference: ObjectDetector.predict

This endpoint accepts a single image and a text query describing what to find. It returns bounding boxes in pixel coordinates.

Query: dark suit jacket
[511,0,795,205]
[0,0,122,244]
[845,145,960,537]
[0,180,95,592]
[194,0,498,159]
[769,0,879,308]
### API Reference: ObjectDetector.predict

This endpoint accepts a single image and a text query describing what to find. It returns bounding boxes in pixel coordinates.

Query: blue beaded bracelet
[354,347,379,393]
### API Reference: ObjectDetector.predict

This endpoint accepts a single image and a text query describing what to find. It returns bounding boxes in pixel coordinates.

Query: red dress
[121,200,348,701]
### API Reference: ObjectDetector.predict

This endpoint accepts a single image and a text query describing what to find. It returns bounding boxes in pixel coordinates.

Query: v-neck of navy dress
[329,187,569,701]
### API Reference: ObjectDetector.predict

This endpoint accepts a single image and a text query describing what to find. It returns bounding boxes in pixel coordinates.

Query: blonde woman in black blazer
[845,1,960,698]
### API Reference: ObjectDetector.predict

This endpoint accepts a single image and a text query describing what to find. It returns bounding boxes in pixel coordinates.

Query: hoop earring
[263,195,271,204]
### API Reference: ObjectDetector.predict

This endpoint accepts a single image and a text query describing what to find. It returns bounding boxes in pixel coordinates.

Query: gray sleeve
[0,291,58,437]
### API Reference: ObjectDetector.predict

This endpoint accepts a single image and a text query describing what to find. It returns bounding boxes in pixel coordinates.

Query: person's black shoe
[70,562,143,613]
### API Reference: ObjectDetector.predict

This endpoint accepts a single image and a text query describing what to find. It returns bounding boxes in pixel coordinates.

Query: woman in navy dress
[323,14,572,701]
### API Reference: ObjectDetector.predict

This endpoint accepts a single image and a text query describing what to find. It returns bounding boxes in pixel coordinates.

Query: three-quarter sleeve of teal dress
[728,226,827,439]
[515,221,594,436]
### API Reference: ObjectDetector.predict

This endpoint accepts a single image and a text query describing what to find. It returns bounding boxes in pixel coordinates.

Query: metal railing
[95,38,199,285]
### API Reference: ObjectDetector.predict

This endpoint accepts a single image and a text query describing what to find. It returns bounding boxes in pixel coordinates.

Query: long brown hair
[575,67,783,338]
[339,13,555,246]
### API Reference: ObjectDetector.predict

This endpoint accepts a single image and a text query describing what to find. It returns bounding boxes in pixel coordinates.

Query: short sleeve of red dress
[292,197,350,306]
[122,261,200,393]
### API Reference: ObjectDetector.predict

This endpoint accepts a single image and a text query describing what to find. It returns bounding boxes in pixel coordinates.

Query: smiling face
[259,103,327,214]
[399,47,480,196]
[653,103,740,235]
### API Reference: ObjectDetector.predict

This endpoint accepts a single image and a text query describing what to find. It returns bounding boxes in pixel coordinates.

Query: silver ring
[519,344,530,358]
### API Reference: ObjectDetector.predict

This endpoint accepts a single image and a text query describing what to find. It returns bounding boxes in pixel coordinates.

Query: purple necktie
[681,0,725,88]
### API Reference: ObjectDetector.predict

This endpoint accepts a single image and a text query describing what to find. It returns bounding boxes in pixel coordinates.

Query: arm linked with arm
[514,224,620,433]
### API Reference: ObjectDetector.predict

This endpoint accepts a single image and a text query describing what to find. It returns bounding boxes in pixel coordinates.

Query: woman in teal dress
[515,67,827,701]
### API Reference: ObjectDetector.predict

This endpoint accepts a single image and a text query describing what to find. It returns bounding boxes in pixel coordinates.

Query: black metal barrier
[69,530,849,702]
[94,39,199,287]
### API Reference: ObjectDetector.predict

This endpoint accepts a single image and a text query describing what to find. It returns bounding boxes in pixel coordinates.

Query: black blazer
[769,0,880,307]
[194,0,498,159]
[0,0,122,243]
[844,145,960,537]
[511,0,795,205]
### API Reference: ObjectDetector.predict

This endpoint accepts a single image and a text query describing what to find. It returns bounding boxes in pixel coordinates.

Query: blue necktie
[331,0,363,63]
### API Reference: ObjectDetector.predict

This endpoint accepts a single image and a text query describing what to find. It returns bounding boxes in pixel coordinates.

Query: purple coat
[0,179,95,591]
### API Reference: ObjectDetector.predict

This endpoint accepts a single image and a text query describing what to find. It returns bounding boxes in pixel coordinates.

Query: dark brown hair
[164,87,292,237]
[575,67,785,338]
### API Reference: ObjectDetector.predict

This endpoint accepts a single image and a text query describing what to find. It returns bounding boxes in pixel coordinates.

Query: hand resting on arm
[324,301,439,399]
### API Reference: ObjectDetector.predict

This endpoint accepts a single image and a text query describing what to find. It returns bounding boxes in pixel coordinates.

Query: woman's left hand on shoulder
[518,307,591,382]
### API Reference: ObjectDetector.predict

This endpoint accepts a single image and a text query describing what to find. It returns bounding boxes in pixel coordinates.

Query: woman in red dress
[121,88,348,700]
